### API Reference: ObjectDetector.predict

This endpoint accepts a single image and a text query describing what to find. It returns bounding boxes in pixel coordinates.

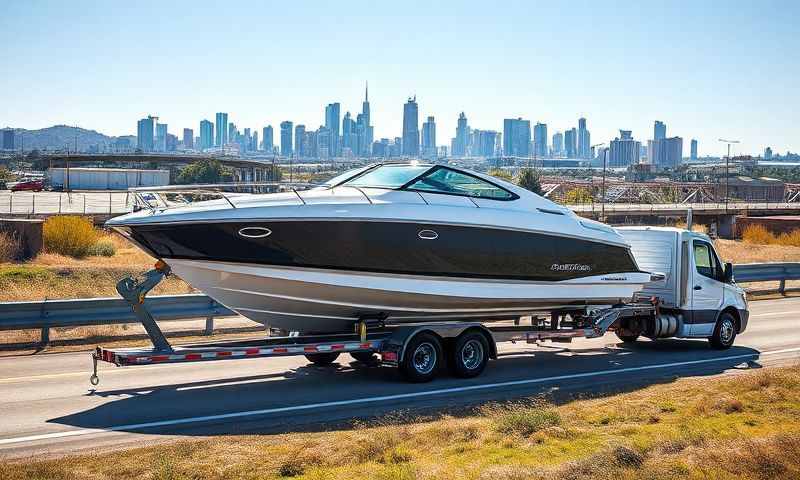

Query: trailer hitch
[90,261,174,385]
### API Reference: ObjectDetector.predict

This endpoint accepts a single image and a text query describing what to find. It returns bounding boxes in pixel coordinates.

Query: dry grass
[42,215,100,258]
[0,231,21,262]
[715,238,800,264]
[3,364,800,480]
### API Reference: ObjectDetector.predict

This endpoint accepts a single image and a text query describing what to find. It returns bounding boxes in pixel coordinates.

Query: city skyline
[1,1,798,156]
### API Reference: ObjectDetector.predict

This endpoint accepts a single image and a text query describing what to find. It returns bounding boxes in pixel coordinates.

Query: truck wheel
[616,332,640,343]
[449,332,490,378]
[305,352,340,365]
[400,332,442,382]
[709,313,737,350]
[351,351,377,364]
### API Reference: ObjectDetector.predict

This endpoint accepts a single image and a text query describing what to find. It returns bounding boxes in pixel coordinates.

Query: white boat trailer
[91,264,660,384]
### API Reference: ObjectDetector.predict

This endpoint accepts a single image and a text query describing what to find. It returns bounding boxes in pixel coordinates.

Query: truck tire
[449,331,490,378]
[305,352,340,365]
[400,332,442,382]
[709,312,737,350]
[616,332,640,343]
[351,351,377,364]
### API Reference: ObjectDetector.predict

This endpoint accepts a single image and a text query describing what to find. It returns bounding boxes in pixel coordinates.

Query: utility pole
[718,139,740,211]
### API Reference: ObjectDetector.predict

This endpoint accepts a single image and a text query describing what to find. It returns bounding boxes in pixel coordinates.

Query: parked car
[10,179,45,192]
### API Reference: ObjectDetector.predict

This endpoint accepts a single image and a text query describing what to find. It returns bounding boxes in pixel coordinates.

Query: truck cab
[617,226,748,348]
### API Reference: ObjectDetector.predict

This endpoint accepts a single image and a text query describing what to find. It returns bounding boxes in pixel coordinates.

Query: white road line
[2,346,799,447]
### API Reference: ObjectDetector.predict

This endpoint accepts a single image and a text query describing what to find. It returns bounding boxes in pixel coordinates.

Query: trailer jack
[90,262,173,385]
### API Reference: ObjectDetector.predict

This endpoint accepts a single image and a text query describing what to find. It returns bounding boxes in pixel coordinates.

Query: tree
[516,168,544,195]
[176,159,234,184]
[487,168,513,182]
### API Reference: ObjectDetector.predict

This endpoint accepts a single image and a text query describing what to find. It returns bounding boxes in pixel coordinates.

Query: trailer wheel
[709,312,737,350]
[400,332,442,382]
[305,352,340,365]
[449,331,489,378]
[616,332,640,343]
[351,351,377,364]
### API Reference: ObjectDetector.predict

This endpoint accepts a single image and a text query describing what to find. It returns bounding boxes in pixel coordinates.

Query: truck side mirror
[723,262,734,283]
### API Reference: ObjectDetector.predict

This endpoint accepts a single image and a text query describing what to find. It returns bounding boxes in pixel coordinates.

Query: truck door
[690,239,724,333]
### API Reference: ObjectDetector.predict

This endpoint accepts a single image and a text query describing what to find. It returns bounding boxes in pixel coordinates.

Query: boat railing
[128,182,318,212]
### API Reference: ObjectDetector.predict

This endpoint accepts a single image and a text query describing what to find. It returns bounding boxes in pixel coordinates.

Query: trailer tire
[305,352,340,365]
[449,331,490,378]
[400,332,442,383]
[351,351,377,364]
[709,312,737,350]
[616,332,640,343]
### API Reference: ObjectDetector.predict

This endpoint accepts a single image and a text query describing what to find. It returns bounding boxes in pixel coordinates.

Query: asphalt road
[1,297,800,460]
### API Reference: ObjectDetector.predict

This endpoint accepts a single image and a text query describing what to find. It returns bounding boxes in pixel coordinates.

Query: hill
[3,125,131,152]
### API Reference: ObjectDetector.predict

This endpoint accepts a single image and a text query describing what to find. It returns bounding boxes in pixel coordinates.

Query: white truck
[91,227,749,384]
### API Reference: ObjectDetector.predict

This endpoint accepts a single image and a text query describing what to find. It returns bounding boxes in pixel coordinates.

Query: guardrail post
[40,326,50,346]
[779,279,786,296]
[204,316,214,335]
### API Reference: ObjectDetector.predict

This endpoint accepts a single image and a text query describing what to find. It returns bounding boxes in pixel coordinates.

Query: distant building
[402,96,419,157]
[215,112,228,147]
[263,125,274,152]
[551,131,563,156]
[564,128,577,158]
[2,129,14,150]
[166,133,177,152]
[690,139,698,160]
[156,123,168,152]
[357,83,372,157]
[183,128,193,150]
[609,130,641,167]
[325,103,340,157]
[280,121,293,157]
[533,122,548,158]
[765,146,773,160]
[650,136,683,169]
[199,120,214,150]
[503,118,530,157]
[452,112,469,157]
[653,120,666,140]
[294,124,306,157]
[342,112,355,154]
[472,130,498,157]
[577,117,591,159]
[421,116,436,159]
[136,116,156,152]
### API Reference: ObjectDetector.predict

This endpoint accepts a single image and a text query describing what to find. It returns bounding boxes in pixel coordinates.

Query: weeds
[42,216,99,258]
[0,231,21,261]
[492,404,562,436]
[87,237,116,257]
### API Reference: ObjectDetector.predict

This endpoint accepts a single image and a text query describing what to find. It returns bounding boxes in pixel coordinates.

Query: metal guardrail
[1,263,797,346]
[0,294,236,345]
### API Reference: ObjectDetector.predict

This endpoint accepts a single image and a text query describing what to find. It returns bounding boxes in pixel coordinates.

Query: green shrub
[87,238,116,257]
[42,216,99,258]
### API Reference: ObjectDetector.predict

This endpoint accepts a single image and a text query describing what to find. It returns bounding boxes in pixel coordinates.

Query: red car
[10,179,45,192]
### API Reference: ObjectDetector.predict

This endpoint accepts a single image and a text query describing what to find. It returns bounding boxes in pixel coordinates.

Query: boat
[106,162,653,334]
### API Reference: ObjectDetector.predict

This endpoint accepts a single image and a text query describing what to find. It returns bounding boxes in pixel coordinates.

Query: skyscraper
[357,82,372,157]
[183,128,193,150]
[341,111,354,154]
[280,121,293,157]
[2,128,14,150]
[215,112,228,146]
[156,123,168,152]
[564,128,577,158]
[263,125,273,152]
[690,139,698,160]
[199,120,213,150]
[609,130,641,167]
[472,130,498,157]
[764,146,773,160]
[654,120,666,140]
[294,124,306,157]
[551,131,563,156]
[651,136,683,169]
[402,96,419,157]
[421,116,436,159]
[325,103,340,157]
[503,118,531,157]
[577,117,591,159]
[453,112,469,157]
[136,116,156,152]
[533,122,548,157]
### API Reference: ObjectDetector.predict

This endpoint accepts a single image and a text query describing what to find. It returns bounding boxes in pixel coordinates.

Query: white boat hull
[168,259,652,333]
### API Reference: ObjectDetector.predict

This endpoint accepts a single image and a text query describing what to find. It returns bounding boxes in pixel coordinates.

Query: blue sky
[1,0,797,156]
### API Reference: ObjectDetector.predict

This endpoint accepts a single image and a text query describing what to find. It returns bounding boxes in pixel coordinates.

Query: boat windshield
[345,164,431,189]
[320,165,375,187]
[405,166,516,200]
